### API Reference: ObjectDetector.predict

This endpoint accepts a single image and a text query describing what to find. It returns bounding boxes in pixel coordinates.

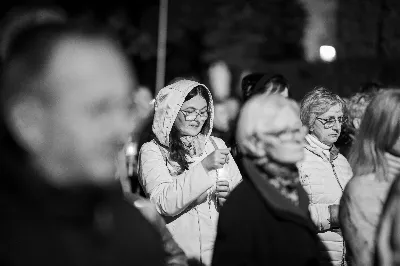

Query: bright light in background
[319,45,336,62]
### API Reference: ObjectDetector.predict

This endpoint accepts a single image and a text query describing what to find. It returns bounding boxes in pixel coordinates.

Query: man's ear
[8,97,46,152]
[243,135,267,158]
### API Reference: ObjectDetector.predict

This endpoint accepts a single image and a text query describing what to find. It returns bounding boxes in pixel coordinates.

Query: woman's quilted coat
[298,134,352,266]
[138,80,242,266]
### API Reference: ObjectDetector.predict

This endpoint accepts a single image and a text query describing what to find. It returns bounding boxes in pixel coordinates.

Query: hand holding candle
[216,178,230,206]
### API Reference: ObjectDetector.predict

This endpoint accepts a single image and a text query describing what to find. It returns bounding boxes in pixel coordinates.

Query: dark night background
[1,0,400,100]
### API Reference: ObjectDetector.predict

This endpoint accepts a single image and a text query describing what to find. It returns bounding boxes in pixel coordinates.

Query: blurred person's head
[241,73,290,102]
[346,92,375,131]
[236,94,306,165]
[359,81,383,94]
[0,9,136,187]
[213,98,240,133]
[348,89,400,181]
[300,87,345,147]
[132,86,153,121]
[335,93,375,155]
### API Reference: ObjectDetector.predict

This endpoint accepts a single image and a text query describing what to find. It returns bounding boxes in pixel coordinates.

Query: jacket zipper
[330,162,346,266]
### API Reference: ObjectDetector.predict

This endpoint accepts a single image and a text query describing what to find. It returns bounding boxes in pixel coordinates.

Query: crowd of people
[2,6,400,266]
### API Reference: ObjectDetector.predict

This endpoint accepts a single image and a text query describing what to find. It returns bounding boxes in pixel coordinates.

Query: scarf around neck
[180,134,207,159]
[254,156,300,206]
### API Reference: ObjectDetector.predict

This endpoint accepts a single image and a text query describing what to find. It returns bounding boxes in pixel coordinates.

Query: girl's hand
[216,179,230,206]
[201,148,230,172]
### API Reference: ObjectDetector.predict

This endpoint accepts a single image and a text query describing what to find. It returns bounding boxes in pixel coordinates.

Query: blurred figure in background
[207,62,240,147]
[211,98,240,144]
[298,87,353,266]
[116,85,154,194]
[359,81,384,94]
[241,73,290,102]
[0,7,165,266]
[212,94,323,266]
[139,79,242,266]
[336,92,375,158]
[340,89,400,266]
[230,72,291,160]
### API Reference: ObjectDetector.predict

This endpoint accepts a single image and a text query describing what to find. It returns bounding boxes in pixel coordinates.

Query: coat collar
[305,134,339,163]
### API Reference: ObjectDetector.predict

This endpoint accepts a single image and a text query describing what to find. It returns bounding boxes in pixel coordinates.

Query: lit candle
[126,142,137,156]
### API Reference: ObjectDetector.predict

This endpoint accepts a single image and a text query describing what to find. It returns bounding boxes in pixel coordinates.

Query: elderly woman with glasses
[139,79,242,266]
[212,94,324,266]
[298,87,353,266]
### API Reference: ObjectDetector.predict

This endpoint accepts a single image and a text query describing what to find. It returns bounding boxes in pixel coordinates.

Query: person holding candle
[138,78,242,266]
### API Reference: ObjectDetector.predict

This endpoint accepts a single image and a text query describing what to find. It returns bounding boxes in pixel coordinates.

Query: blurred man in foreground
[0,8,165,266]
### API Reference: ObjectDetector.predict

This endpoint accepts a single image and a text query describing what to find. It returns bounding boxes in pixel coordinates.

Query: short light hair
[236,93,299,157]
[300,87,344,129]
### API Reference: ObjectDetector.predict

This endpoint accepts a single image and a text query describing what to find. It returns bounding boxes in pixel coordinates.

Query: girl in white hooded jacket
[139,79,242,266]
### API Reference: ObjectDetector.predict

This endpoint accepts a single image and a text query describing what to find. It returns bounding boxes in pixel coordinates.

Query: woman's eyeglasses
[316,116,347,129]
[180,109,209,121]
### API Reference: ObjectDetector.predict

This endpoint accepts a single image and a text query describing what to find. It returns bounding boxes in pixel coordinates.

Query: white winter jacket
[138,80,242,266]
[298,134,352,266]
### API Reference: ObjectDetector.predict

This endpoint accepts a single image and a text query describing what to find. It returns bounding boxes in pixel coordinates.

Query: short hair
[236,93,299,157]
[348,89,400,180]
[300,87,344,129]
[241,73,290,102]
[0,12,124,113]
[0,6,67,62]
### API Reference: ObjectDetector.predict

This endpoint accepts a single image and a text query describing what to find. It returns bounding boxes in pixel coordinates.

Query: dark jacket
[212,157,328,266]
[124,193,188,266]
[0,132,165,266]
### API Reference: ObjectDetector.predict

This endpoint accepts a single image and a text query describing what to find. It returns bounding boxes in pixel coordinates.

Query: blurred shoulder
[343,174,379,197]
[124,193,159,224]
[221,180,261,218]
